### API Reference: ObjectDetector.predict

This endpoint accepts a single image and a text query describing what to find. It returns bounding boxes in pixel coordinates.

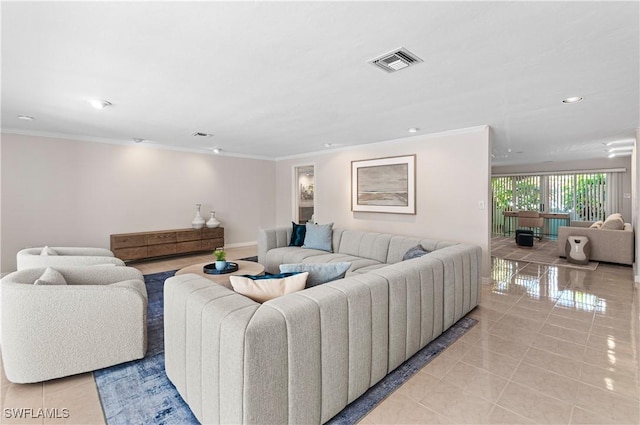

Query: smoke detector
[369,47,423,73]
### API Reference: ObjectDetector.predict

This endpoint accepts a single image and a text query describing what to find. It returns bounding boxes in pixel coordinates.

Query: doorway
[295,165,315,224]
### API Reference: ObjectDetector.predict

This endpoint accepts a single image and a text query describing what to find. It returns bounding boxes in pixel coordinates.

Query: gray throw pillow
[402,244,430,261]
[601,217,624,230]
[40,246,59,256]
[302,223,334,252]
[34,267,67,285]
[279,262,351,288]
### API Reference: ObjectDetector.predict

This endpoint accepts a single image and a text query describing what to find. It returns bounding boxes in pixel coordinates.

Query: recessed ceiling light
[213,148,221,154]
[408,127,419,133]
[133,138,144,143]
[88,99,112,109]
[18,115,35,121]
[324,143,333,147]
[562,96,583,104]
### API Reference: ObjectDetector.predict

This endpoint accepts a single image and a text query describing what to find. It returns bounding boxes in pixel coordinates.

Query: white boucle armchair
[16,246,125,270]
[0,265,147,383]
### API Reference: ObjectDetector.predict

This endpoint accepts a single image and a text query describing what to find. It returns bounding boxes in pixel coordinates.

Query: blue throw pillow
[239,272,303,280]
[279,262,351,288]
[302,223,334,252]
[289,222,306,247]
[402,244,431,261]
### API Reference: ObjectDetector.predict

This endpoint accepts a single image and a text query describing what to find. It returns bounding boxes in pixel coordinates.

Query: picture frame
[351,154,416,214]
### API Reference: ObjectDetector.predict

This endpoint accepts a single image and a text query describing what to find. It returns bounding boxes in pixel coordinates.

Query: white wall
[492,157,633,222]
[275,126,492,277]
[634,129,639,284]
[0,133,276,273]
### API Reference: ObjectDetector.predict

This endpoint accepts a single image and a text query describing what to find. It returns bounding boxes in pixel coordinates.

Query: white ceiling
[2,1,638,164]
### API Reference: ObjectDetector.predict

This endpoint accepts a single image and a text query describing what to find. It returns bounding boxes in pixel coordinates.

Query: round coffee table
[175,260,265,289]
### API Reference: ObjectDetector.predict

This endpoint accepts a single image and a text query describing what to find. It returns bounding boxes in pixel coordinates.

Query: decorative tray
[203,262,239,275]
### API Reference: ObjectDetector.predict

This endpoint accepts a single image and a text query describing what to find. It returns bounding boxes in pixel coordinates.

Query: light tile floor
[1,249,638,425]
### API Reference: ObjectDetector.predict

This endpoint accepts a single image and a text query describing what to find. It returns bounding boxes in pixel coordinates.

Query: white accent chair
[16,247,125,270]
[0,265,147,383]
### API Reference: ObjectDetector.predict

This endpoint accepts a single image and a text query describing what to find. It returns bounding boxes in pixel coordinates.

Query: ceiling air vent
[369,47,423,73]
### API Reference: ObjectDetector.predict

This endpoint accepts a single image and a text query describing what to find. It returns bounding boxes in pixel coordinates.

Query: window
[492,172,608,236]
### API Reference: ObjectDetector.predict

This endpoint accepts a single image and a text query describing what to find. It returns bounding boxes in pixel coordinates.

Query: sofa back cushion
[337,231,391,263]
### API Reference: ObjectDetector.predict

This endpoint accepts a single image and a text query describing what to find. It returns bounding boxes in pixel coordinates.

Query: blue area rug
[95,270,477,425]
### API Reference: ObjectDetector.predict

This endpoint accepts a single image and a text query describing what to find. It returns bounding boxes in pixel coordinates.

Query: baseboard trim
[225,241,257,249]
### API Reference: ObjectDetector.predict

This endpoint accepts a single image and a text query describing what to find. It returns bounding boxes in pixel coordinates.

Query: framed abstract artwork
[351,154,416,214]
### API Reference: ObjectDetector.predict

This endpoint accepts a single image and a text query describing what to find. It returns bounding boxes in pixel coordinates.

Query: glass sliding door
[514,175,541,211]
[492,172,608,237]
[574,173,606,221]
[491,176,513,235]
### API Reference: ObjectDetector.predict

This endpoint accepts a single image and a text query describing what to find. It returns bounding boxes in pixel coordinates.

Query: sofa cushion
[402,245,431,261]
[279,262,351,288]
[34,267,67,285]
[303,223,333,252]
[40,246,59,256]
[589,221,603,229]
[289,222,306,247]
[229,272,308,303]
[336,231,391,263]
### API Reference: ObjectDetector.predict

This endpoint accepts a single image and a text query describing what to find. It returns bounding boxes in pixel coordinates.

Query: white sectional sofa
[164,227,482,425]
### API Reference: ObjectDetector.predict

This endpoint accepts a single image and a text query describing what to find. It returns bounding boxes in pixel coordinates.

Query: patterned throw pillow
[229,272,308,303]
[279,262,351,288]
